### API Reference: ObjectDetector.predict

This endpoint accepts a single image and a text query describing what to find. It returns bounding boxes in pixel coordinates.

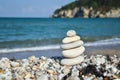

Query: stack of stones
[61,30,85,65]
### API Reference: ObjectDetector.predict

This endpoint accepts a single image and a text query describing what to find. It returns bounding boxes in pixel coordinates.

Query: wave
[0,38,61,48]
[85,37,120,46]
[0,45,60,53]
[0,38,120,53]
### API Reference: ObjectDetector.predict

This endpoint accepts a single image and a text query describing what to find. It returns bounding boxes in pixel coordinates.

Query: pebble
[62,46,85,58]
[0,58,11,68]
[61,40,84,49]
[0,55,119,80]
[39,74,49,80]
[62,36,80,44]
[67,30,76,37]
[10,61,20,67]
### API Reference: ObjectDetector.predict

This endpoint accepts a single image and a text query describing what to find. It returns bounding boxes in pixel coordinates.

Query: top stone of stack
[62,30,80,44]
[67,30,76,37]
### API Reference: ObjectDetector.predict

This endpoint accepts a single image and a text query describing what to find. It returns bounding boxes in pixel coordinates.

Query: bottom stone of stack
[61,56,84,65]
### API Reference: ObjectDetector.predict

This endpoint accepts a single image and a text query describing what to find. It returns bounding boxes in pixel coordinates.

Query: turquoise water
[0,18,120,53]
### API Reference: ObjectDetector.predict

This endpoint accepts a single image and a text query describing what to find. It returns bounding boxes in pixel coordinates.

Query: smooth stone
[24,73,32,79]
[47,69,57,75]
[0,69,5,74]
[61,56,84,65]
[67,30,76,37]
[66,76,80,80]
[28,56,39,61]
[112,67,118,73]
[10,62,20,67]
[39,74,49,80]
[62,67,71,75]
[96,57,105,65]
[62,46,85,58]
[0,58,11,68]
[62,36,80,44]
[61,40,84,49]
[22,59,29,67]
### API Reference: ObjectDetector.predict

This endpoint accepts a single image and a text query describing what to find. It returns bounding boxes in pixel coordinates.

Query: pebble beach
[0,55,120,80]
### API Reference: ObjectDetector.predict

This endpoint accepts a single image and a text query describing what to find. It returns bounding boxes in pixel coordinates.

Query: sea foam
[85,37,120,46]
[0,45,60,53]
[0,38,120,53]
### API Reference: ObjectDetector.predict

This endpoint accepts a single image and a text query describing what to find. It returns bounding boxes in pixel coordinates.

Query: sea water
[0,18,120,54]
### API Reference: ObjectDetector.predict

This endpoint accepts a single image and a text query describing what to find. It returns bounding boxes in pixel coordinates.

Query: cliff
[52,0,120,18]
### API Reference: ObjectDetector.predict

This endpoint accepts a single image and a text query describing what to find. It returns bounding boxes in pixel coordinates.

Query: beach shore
[85,44,120,57]
[0,44,120,59]
[0,44,120,79]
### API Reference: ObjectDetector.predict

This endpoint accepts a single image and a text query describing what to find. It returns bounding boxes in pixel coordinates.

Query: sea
[0,18,120,59]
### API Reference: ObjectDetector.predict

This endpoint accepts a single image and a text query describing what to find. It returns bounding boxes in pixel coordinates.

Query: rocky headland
[52,0,120,18]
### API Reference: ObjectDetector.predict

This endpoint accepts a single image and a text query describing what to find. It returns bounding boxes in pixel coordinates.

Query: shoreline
[0,44,120,59]
[0,44,120,79]
[85,44,120,57]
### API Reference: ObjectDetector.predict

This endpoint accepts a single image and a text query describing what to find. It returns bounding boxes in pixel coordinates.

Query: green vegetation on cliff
[55,0,120,14]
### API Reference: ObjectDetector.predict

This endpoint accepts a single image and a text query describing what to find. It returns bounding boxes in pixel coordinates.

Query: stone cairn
[61,30,85,65]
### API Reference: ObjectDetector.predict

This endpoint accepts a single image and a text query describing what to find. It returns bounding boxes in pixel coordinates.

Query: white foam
[0,45,60,53]
[85,37,120,46]
[0,38,120,53]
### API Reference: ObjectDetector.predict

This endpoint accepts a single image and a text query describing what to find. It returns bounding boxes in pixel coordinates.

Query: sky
[0,0,75,17]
